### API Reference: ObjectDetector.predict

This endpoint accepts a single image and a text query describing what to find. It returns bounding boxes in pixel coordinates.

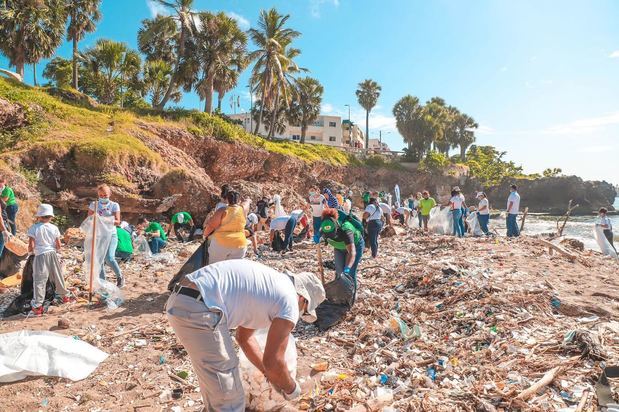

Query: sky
[2,0,618,184]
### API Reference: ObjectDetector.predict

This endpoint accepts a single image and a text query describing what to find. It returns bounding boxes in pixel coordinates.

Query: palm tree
[148,0,197,110]
[248,8,301,135]
[213,65,240,112]
[66,0,101,89]
[43,56,73,88]
[137,15,178,63]
[0,0,67,81]
[392,95,429,161]
[356,79,381,149]
[287,77,323,144]
[193,12,248,113]
[423,97,450,154]
[83,39,141,105]
[142,59,180,107]
[452,112,478,161]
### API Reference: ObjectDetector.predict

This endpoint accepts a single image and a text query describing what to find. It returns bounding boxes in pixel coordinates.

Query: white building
[229,113,344,147]
[368,138,390,151]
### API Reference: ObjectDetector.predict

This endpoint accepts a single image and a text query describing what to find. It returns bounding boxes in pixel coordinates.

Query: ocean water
[488,197,619,252]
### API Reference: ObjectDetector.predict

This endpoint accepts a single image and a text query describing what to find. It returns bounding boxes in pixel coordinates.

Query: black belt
[173,283,203,302]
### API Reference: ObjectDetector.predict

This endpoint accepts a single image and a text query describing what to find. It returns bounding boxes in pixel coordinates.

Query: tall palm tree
[66,0,101,89]
[452,112,478,161]
[83,39,141,105]
[213,65,240,112]
[142,59,181,107]
[0,0,67,81]
[423,97,450,154]
[356,79,381,149]
[287,77,323,144]
[392,94,429,161]
[137,15,178,64]
[150,0,197,110]
[193,12,248,113]
[43,56,73,87]
[248,8,301,135]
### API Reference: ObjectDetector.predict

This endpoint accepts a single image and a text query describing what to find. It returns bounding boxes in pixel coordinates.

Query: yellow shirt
[336,194,344,206]
[211,205,247,248]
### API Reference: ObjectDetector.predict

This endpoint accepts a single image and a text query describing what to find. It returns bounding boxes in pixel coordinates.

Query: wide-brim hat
[35,203,54,217]
[286,271,326,323]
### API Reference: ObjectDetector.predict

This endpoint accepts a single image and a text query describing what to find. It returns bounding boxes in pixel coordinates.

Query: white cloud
[543,111,619,135]
[310,0,340,18]
[225,11,250,30]
[580,145,614,153]
[609,50,619,58]
[321,103,334,114]
[146,0,169,17]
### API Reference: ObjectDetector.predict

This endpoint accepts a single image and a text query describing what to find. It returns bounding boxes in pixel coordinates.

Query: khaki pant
[31,251,68,308]
[208,238,247,265]
[258,217,268,232]
[165,292,245,411]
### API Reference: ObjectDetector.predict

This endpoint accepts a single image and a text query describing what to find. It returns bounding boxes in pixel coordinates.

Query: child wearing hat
[27,203,71,316]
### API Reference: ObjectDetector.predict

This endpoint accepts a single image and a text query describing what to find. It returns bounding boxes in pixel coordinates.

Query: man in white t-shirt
[378,202,393,225]
[166,260,325,411]
[506,184,521,237]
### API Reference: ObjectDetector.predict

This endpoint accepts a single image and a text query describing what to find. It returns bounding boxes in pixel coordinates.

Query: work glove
[2,231,12,242]
[343,266,351,275]
[283,381,301,401]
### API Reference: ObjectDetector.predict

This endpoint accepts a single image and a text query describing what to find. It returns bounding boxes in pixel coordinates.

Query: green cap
[320,219,337,234]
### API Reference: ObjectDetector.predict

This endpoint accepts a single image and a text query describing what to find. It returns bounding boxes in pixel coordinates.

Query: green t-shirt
[116,227,134,254]
[1,186,16,206]
[362,192,370,202]
[326,221,361,250]
[419,197,437,216]
[171,211,192,224]
[146,222,167,241]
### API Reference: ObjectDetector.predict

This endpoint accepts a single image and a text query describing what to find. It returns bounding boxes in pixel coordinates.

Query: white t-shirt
[89,200,120,217]
[478,198,490,215]
[290,209,304,220]
[598,216,613,230]
[27,222,61,256]
[396,207,410,214]
[379,203,392,214]
[308,194,326,217]
[507,192,521,214]
[246,213,258,226]
[270,216,290,231]
[187,260,299,330]
[450,196,464,210]
[364,204,383,221]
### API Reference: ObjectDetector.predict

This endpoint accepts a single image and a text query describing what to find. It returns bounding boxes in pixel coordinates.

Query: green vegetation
[18,167,41,185]
[100,172,135,189]
[419,151,449,172]
[465,145,525,186]
[364,155,403,170]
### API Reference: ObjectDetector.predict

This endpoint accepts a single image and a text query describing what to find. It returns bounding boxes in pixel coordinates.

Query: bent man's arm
[236,327,265,374]
[263,318,296,394]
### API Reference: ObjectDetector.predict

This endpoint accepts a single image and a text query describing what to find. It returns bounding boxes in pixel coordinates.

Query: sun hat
[476,192,485,198]
[286,271,326,323]
[453,186,461,191]
[35,203,54,217]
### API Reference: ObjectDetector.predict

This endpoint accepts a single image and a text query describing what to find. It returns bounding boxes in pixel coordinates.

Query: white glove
[283,381,301,401]
[3,231,12,241]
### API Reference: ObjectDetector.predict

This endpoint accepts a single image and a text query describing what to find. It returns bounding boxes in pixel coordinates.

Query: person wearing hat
[476,192,490,235]
[27,204,71,316]
[245,212,260,256]
[168,211,196,243]
[319,208,364,289]
[166,259,325,411]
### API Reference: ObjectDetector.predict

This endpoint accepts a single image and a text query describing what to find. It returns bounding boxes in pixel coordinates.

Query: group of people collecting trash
[2,178,616,411]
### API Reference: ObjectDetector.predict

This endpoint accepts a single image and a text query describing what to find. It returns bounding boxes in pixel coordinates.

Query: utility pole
[246,84,253,133]
[344,104,351,147]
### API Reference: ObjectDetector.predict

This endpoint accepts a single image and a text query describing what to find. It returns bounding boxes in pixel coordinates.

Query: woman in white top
[363,197,384,258]
[88,184,124,288]
[449,190,464,238]
[476,192,490,235]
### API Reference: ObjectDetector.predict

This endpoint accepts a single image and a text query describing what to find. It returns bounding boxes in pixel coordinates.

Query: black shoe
[117,277,125,289]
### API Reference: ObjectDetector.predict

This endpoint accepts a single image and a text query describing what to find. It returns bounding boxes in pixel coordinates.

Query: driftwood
[539,239,577,261]
[316,244,326,285]
[516,366,563,400]
[519,207,529,232]
[556,200,579,237]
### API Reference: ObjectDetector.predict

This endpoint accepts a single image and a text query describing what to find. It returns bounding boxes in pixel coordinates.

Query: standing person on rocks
[320,208,365,291]
[27,204,72,316]
[88,184,124,288]
[165,259,326,411]
[323,188,340,209]
[450,190,465,238]
[308,187,327,243]
[0,177,18,235]
[203,191,251,264]
[255,195,271,231]
[168,211,196,242]
[419,191,436,232]
[506,184,521,238]
[451,188,466,237]
[477,192,491,235]
[363,197,384,258]
[414,192,423,228]
[596,207,616,253]
[136,218,168,254]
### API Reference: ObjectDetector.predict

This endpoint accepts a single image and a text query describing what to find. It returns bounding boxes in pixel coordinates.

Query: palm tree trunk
[460,145,466,161]
[156,24,186,110]
[33,63,37,86]
[72,37,79,89]
[365,110,369,149]
[203,75,215,113]
[16,62,25,82]
[300,125,307,144]
[217,92,224,112]
[254,74,270,135]
[267,90,280,139]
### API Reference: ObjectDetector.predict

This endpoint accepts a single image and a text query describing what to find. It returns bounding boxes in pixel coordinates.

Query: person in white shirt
[166,260,326,411]
[269,211,307,252]
[308,187,327,244]
[596,207,616,253]
[476,192,490,235]
[378,202,393,225]
[449,190,464,237]
[27,204,71,316]
[506,184,521,237]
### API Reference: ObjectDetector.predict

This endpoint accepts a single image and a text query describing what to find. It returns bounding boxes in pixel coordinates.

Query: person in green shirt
[136,218,167,254]
[115,226,134,262]
[0,178,18,235]
[418,190,437,232]
[362,191,370,208]
[169,211,196,243]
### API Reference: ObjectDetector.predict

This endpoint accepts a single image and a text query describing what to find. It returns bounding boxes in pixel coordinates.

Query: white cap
[35,203,54,217]
[453,186,461,191]
[476,192,485,198]
[286,271,326,323]
[247,213,258,225]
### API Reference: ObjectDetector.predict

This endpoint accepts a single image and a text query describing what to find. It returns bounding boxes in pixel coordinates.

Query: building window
[292,135,300,140]
[310,136,316,140]
[329,121,337,127]
[329,136,336,142]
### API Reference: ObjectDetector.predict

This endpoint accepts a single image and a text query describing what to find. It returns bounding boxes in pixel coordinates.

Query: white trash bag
[428,206,453,235]
[466,211,484,236]
[593,225,618,258]
[238,328,297,379]
[273,194,286,218]
[0,330,108,383]
[80,214,124,309]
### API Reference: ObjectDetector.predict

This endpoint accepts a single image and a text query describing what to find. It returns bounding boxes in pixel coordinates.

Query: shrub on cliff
[465,145,524,186]
[419,151,449,172]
